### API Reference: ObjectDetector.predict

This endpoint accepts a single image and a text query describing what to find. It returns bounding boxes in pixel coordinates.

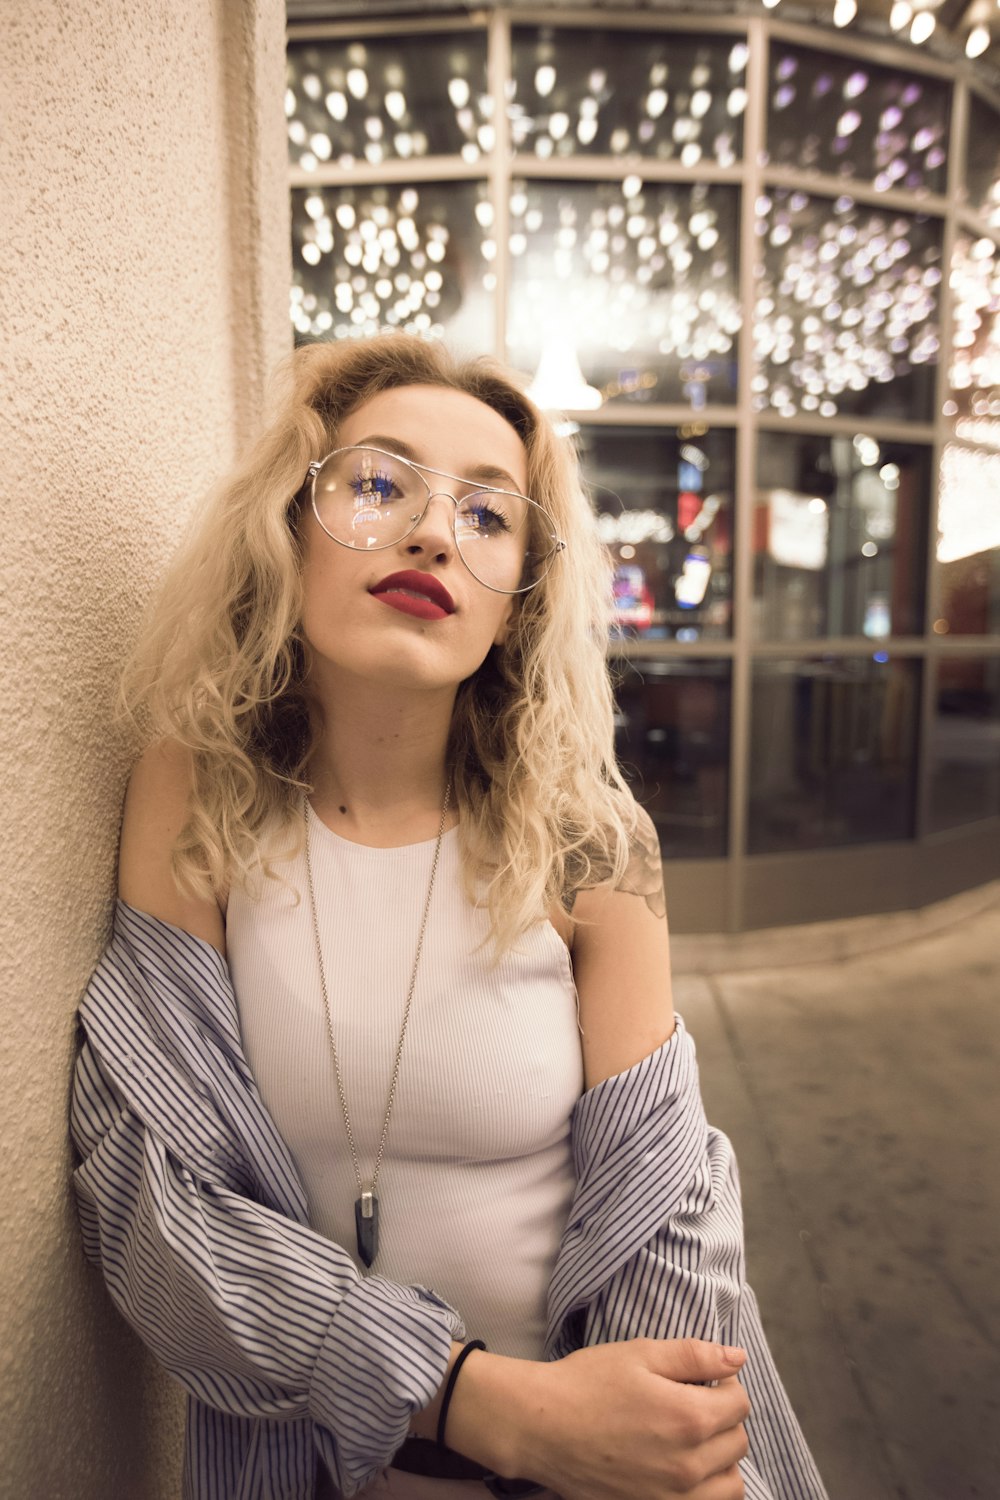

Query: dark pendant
[355,1190,379,1267]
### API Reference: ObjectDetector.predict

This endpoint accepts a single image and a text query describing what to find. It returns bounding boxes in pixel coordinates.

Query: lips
[369,570,456,616]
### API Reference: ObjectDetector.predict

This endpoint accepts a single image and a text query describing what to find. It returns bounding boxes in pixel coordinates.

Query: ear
[492,596,516,647]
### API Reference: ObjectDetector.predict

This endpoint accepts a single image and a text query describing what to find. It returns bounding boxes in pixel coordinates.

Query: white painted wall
[0,2,291,1493]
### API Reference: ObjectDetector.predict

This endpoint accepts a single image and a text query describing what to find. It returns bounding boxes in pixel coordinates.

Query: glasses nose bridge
[424,485,462,509]
[412,486,464,534]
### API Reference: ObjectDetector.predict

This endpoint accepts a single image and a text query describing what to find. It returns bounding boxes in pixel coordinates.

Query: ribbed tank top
[226,801,585,1360]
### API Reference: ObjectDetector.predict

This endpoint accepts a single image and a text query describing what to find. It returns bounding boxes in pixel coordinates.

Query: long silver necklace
[302,780,452,1268]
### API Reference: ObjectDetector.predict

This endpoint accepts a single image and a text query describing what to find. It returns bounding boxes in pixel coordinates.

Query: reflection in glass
[964,92,1000,231]
[510,28,746,163]
[946,232,1000,426]
[613,659,730,858]
[748,657,919,853]
[937,443,1000,634]
[290,182,493,349]
[507,179,740,406]
[765,44,949,191]
[929,657,1000,831]
[754,432,929,641]
[286,34,489,170]
[754,188,942,420]
[576,425,734,640]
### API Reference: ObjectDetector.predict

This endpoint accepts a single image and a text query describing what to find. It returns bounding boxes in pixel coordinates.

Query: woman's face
[298,383,529,696]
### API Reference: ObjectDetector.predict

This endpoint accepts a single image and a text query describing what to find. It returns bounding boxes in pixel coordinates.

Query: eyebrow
[353,434,523,493]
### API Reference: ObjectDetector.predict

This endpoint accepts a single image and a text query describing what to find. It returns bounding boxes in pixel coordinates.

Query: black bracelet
[436,1338,487,1451]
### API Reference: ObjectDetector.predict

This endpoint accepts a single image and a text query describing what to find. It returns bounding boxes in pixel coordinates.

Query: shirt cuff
[309,1274,467,1495]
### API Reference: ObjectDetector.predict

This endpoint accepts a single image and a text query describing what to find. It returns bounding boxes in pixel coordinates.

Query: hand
[513,1338,750,1500]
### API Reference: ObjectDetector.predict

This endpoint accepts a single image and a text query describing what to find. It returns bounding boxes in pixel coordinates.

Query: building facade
[286,7,1000,929]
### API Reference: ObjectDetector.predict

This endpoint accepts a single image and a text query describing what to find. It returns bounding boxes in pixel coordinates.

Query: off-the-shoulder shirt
[70,900,828,1500]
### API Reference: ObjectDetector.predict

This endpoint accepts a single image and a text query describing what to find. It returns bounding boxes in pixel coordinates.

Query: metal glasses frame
[305,444,566,595]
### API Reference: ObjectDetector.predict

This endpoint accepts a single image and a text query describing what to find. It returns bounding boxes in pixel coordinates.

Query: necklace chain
[303,782,452,1207]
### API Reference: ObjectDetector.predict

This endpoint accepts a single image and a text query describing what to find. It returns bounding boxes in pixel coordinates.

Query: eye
[459,495,515,535]
[353,467,400,503]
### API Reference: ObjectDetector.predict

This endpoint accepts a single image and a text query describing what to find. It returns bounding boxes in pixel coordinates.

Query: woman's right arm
[75,740,473,1493]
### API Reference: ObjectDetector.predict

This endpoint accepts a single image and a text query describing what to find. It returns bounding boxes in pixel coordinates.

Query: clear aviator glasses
[304,445,566,595]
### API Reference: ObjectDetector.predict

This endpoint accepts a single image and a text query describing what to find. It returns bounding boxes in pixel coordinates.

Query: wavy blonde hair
[120,333,640,958]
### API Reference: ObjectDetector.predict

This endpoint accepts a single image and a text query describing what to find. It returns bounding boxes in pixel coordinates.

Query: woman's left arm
[566,805,675,1089]
[555,802,830,1500]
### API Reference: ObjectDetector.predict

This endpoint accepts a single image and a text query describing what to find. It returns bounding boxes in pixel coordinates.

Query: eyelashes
[351,468,400,502]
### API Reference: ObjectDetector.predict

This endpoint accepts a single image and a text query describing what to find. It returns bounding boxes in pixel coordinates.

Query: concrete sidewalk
[674,880,1000,1500]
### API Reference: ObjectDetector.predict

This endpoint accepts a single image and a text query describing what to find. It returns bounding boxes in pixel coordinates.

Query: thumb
[646,1338,747,1384]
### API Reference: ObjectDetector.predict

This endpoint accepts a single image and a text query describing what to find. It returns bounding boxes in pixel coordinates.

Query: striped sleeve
[70,905,467,1498]
[544,1014,829,1500]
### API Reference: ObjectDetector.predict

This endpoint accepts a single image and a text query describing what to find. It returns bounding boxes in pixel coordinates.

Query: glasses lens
[313,448,426,549]
[455,493,559,593]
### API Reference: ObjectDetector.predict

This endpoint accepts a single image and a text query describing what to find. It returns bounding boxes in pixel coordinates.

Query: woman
[71,334,827,1500]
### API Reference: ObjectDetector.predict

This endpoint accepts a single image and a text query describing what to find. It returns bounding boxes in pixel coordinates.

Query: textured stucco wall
[0,2,291,1495]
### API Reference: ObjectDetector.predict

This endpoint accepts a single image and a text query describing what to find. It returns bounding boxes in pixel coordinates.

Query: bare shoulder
[118,737,227,957]
[566,800,673,1089]
[613,801,666,917]
[567,802,666,923]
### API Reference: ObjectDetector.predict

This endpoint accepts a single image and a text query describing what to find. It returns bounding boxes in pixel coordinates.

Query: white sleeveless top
[226,801,585,1360]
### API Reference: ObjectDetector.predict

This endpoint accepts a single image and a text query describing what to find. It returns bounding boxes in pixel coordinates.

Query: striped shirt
[70,900,828,1500]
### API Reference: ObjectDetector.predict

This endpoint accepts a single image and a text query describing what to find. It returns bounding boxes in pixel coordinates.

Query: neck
[305,668,457,840]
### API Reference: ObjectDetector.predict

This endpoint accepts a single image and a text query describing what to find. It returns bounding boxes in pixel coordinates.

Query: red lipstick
[369,570,455,621]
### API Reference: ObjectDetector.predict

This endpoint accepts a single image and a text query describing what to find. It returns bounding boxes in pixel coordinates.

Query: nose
[402,490,459,561]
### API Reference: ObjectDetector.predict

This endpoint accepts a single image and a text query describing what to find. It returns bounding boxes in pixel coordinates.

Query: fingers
[644,1337,747,1387]
[681,1464,746,1500]
[670,1425,750,1494]
[684,1374,751,1442]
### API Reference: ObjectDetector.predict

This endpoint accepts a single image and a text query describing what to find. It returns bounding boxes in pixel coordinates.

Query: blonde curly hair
[119,333,640,959]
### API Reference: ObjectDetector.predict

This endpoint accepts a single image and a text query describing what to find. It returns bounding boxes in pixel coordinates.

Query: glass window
[753,188,942,422]
[964,92,1000,231]
[945,231,1000,429]
[937,442,1000,635]
[576,425,734,641]
[929,657,1000,831]
[613,659,731,858]
[753,432,930,641]
[286,33,490,171]
[765,44,949,191]
[510,28,747,164]
[508,179,741,407]
[748,657,920,853]
[290,182,494,350]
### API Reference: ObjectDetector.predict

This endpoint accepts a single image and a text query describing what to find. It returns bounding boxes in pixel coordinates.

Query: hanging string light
[910,10,936,44]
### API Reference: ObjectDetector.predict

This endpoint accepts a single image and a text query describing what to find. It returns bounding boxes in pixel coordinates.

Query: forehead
[336,384,528,489]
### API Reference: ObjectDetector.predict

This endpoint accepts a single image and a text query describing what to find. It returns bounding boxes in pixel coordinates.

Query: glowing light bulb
[535,65,556,97]
[966,24,990,56]
[910,11,935,43]
[346,68,368,100]
[834,0,857,26]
